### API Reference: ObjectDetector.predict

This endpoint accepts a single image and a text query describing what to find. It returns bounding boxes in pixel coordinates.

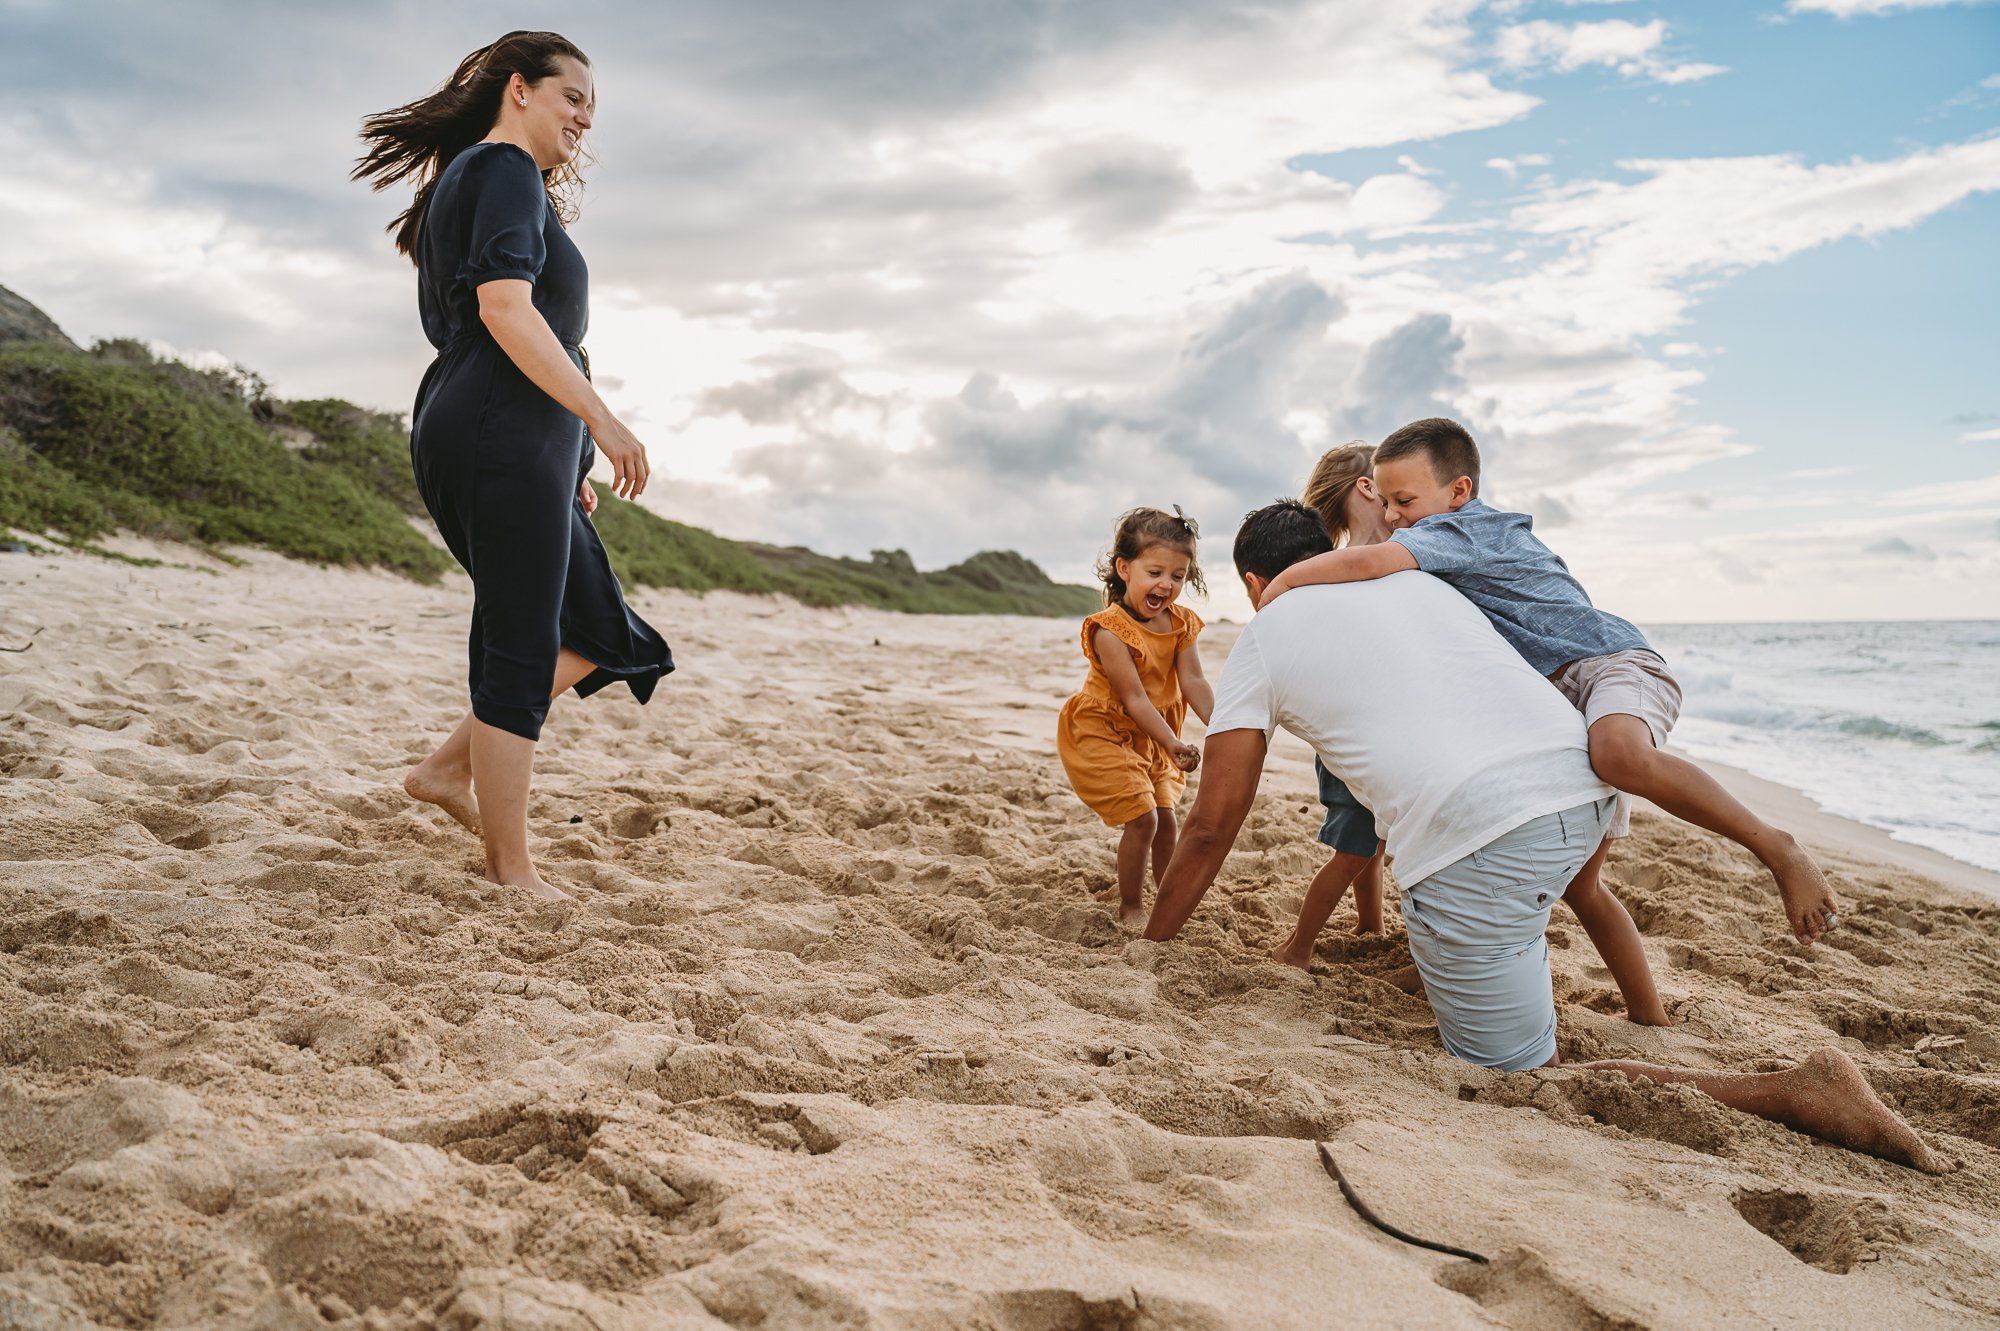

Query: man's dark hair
[1233,499,1335,583]
[1375,417,1481,498]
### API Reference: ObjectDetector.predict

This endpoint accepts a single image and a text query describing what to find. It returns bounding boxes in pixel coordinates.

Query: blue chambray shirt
[1389,498,1652,676]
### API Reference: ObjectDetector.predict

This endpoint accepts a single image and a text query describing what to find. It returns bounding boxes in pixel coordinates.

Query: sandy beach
[3,545,1998,1330]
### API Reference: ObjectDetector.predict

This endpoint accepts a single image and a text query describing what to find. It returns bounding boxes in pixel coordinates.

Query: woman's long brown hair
[353,30,592,261]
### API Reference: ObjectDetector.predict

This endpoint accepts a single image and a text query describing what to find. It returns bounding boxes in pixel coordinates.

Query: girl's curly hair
[1098,506,1205,607]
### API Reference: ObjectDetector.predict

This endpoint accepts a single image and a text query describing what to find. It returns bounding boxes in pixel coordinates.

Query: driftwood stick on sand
[1317,1142,1489,1264]
[0,626,41,653]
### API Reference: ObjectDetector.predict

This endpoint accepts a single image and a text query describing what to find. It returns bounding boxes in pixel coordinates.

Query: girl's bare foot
[1271,937,1313,970]
[484,854,572,901]
[1771,838,1840,945]
[1117,901,1149,928]
[405,762,480,834]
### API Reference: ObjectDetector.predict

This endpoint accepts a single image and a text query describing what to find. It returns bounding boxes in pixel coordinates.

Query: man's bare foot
[405,762,480,834]
[1770,837,1840,945]
[1117,901,1148,928]
[1777,1048,1953,1174]
[1581,1048,1953,1175]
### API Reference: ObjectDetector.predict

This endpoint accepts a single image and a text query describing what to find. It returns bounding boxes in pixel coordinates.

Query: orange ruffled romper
[1057,603,1204,827]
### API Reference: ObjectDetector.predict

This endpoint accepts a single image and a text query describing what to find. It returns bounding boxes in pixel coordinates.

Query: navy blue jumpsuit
[410,142,672,741]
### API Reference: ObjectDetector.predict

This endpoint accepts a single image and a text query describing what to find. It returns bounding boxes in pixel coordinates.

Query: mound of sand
[2,546,1997,1329]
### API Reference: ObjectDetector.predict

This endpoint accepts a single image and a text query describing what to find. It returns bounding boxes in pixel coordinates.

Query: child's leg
[1589,715,1839,945]
[1116,809,1159,925]
[1352,845,1385,934]
[1150,805,1178,887]
[1560,838,1671,1026]
[1273,849,1375,969]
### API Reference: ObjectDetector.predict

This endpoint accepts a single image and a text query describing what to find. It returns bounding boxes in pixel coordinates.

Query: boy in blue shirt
[1259,417,1841,948]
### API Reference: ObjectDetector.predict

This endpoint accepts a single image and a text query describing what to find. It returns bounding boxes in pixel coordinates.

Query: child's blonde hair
[1301,442,1376,547]
[1097,507,1205,607]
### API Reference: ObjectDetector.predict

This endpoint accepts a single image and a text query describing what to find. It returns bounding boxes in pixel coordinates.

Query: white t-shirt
[1209,573,1612,886]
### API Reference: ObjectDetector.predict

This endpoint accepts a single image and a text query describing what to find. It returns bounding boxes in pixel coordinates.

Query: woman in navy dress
[356,31,672,899]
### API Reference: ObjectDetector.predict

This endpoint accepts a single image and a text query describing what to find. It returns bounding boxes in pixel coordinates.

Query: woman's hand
[588,415,651,499]
[1171,741,1201,773]
[579,478,598,514]
[1257,575,1293,609]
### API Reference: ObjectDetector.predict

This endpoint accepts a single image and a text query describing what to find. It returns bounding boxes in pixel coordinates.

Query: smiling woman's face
[513,55,595,171]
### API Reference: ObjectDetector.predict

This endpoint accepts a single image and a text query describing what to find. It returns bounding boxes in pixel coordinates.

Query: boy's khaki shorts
[1551,649,1683,838]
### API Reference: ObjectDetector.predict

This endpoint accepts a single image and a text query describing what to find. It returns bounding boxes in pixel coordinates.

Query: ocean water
[1642,620,2000,875]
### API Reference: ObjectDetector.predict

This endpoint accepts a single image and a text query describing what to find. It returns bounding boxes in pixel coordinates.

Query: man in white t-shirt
[1145,501,1615,1070]
[1137,501,1949,1168]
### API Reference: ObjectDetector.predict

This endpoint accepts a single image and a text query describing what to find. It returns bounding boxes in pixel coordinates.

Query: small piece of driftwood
[1316,1142,1488,1264]
[0,627,41,653]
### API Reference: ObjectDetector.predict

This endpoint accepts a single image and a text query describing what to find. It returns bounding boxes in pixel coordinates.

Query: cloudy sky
[5,0,1997,620]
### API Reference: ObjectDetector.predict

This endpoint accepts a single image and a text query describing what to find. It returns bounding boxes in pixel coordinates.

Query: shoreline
[1661,754,2000,903]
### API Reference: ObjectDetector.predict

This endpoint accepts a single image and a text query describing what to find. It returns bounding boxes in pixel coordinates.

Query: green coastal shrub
[0,341,448,580]
[0,321,1098,615]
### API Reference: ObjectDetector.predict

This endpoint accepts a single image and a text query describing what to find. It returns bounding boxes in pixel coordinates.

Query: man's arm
[1143,728,1267,941]
[1257,543,1416,607]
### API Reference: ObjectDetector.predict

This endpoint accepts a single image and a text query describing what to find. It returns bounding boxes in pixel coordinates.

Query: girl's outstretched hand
[1172,741,1201,773]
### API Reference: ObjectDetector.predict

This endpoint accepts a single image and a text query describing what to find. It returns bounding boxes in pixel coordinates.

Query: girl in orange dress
[1057,507,1213,925]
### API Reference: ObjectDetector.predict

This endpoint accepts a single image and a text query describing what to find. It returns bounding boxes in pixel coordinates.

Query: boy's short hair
[1233,499,1335,583]
[1376,417,1481,498]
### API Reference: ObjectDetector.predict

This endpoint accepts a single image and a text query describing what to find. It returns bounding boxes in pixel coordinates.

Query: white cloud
[1486,152,1553,177]
[1788,0,1988,15]
[1492,19,1727,84]
[1964,427,2000,442]
[1500,136,2000,338]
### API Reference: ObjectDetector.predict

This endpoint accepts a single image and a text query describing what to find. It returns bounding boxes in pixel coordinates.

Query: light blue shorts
[1400,798,1614,1071]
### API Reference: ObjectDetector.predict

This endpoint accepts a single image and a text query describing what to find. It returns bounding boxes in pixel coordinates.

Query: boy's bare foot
[1117,901,1149,928]
[1625,999,1675,1027]
[1581,1048,1953,1175]
[405,762,480,834]
[1771,838,1840,945]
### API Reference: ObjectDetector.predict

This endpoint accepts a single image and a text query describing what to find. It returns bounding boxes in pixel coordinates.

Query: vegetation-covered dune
[0,285,1097,616]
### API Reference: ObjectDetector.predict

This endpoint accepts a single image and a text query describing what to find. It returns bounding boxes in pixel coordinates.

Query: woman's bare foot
[405,761,480,834]
[1770,837,1840,945]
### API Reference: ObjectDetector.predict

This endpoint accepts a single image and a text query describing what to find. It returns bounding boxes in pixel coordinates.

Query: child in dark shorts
[1272,760,1385,967]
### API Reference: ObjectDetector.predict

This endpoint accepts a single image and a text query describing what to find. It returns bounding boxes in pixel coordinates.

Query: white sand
[2,546,1997,1330]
